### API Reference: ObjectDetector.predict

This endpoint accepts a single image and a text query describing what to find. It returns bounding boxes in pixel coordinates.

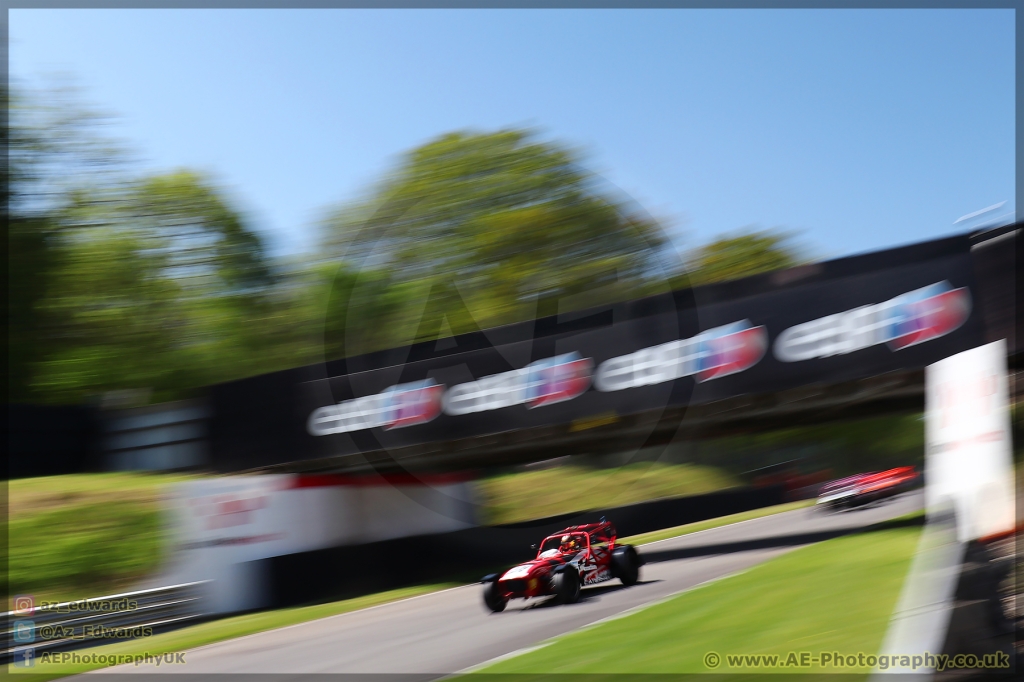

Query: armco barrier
[1,582,207,662]
[260,485,786,607]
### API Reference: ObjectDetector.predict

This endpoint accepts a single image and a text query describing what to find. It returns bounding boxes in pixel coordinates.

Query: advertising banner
[209,233,989,472]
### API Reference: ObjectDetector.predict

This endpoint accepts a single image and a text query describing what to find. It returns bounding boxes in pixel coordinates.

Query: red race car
[816,466,919,511]
[481,519,643,613]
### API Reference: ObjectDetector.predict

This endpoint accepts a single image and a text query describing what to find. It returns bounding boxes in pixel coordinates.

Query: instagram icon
[13,595,34,615]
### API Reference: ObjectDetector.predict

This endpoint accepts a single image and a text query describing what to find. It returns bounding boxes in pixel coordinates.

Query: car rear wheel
[552,569,581,604]
[483,580,507,613]
[612,545,640,586]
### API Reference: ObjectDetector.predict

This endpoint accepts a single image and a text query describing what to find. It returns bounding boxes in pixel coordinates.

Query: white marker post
[873,340,1015,676]
[925,340,1015,542]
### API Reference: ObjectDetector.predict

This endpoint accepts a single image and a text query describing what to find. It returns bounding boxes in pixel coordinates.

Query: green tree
[30,227,181,402]
[126,171,272,294]
[8,84,292,404]
[7,83,132,402]
[685,229,804,286]
[319,129,676,358]
[31,171,280,403]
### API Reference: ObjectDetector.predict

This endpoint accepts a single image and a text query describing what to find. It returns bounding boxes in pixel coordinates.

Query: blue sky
[10,9,1015,260]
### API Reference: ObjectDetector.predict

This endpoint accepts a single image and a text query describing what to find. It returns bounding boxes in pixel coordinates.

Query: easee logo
[695,321,769,382]
[774,281,971,362]
[886,282,970,350]
[444,352,593,416]
[595,320,767,392]
[308,378,445,436]
[382,379,446,429]
[523,352,593,408]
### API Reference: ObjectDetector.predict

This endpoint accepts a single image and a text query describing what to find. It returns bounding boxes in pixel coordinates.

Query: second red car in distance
[481,519,644,613]
[815,466,919,511]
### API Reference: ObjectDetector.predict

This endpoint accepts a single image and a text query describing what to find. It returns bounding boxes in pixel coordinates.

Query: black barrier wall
[259,485,787,608]
[207,225,1020,474]
[8,404,101,479]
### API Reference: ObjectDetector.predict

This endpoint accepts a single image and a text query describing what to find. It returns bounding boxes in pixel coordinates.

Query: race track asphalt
[96,490,922,677]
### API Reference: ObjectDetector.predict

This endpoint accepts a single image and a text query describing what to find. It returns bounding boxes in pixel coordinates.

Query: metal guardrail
[2,582,208,662]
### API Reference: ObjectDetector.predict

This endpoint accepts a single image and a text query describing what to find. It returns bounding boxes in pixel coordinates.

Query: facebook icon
[14,647,35,668]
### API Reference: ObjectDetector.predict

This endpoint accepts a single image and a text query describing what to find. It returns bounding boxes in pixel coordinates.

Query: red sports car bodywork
[481,520,643,612]
[816,466,918,510]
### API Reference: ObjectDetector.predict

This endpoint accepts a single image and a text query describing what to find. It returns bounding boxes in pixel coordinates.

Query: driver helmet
[559,534,577,553]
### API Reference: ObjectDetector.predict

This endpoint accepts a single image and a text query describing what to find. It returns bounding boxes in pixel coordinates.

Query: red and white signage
[925,340,1015,542]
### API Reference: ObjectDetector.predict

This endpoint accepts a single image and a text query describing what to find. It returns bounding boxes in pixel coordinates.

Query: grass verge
[478,462,741,525]
[474,515,922,677]
[9,582,457,679]
[9,473,195,603]
[620,498,815,546]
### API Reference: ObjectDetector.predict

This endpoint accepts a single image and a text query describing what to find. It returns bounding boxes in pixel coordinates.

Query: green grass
[9,472,195,515]
[620,499,815,546]
[8,472,195,602]
[9,582,456,679]
[477,518,922,677]
[478,462,741,525]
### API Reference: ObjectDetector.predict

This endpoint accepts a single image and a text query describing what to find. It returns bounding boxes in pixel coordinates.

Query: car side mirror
[530,544,537,551]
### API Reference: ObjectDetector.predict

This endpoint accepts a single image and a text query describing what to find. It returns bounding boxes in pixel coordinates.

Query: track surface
[97,491,922,676]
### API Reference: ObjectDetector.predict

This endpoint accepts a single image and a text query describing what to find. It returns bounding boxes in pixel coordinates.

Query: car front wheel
[552,569,581,604]
[483,580,507,613]
[612,545,640,586]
